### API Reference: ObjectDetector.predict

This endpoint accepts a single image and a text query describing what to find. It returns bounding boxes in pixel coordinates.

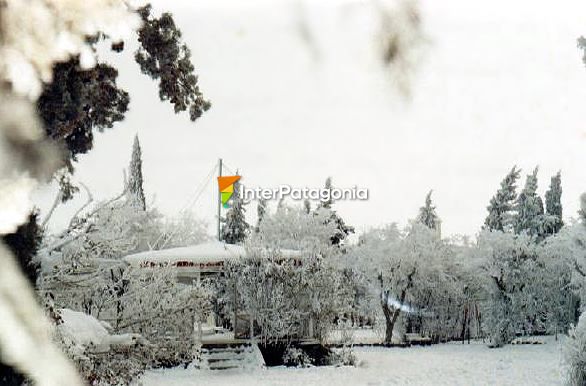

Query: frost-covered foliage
[221,203,352,344]
[0,0,140,100]
[255,204,338,255]
[221,180,250,244]
[327,346,357,367]
[224,249,352,344]
[474,228,576,347]
[544,172,563,235]
[115,268,213,366]
[537,229,577,336]
[44,194,161,263]
[474,231,538,347]
[283,347,312,367]
[128,135,146,210]
[564,312,586,386]
[53,308,149,385]
[514,167,545,237]
[484,166,520,232]
[348,222,463,343]
[39,190,212,383]
[47,264,213,384]
[417,190,440,231]
[39,192,162,318]
[155,210,209,249]
[0,0,143,384]
[316,177,354,246]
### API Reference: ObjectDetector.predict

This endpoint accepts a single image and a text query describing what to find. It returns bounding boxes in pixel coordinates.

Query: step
[208,360,247,370]
[207,355,246,363]
[202,347,248,354]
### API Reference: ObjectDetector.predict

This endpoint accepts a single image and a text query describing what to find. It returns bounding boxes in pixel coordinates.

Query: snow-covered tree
[514,167,545,237]
[221,179,249,244]
[316,177,354,246]
[127,135,146,211]
[155,210,209,249]
[224,246,352,345]
[348,223,460,343]
[484,166,520,232]
[537,229,577,336]
[543,171,563,235]
[115,267,213,364]
[564,312,586,386]
[256,198,267,232]
[417,190,440,232]
[255,204,338,255]
[0,1,147,384]
[562,193,586,384]
[222,203,352,345]
[475,230,538,347]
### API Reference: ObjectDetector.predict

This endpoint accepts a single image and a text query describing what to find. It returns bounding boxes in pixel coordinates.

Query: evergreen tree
[256,198,267,233]
[127,135,146,210]
[543,171,563,235]
[221,180,250,244]
[316,177,354,246]
[484,166,520,232]
[417,190,440,231]
[514,167,544,236]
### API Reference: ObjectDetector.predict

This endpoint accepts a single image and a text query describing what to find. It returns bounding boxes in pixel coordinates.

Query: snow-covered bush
[116,267,214,367]
[49,267,214,384]
[53,308,149,385]
[564,312,586,385]
[327,346,357,367]
[283,347,312,368]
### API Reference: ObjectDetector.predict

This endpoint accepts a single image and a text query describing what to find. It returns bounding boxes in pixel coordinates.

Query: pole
[217,158,223,241]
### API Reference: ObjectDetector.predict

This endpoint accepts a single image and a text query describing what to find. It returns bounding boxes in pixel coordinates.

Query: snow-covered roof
[123,241,303,268]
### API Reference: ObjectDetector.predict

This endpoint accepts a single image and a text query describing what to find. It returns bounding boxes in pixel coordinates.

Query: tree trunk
[381,292,396,343]
[381,274,415,343]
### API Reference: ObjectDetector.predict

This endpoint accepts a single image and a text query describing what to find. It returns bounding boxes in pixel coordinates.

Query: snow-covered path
[138,338,564,385]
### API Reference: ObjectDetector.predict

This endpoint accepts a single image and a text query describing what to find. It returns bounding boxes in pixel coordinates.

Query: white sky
[34,0,586,238]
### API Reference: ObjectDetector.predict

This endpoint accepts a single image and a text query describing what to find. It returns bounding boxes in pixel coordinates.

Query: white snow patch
[138,336,564,385]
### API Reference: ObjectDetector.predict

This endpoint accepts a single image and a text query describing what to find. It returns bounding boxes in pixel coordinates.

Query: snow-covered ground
[137,337,564,385]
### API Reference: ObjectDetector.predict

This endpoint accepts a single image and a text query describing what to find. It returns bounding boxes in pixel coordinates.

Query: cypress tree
[543,171,563,235]
[484,166,520,232]
[514,167,544,236]
[128,135,146,210]
[417,190,440,231]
